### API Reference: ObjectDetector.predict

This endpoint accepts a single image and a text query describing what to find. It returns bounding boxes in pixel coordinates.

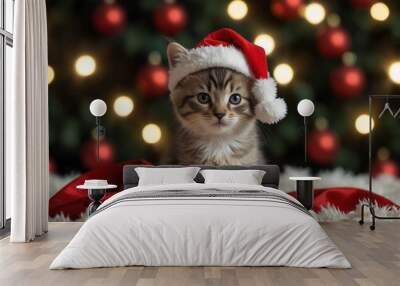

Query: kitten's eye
[197,93,210,104]
[229,94,242,105]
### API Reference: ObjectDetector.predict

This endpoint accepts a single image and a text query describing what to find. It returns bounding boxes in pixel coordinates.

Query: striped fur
[169,68,265,165]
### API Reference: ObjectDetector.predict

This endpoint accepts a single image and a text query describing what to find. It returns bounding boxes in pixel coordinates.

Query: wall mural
[47,1,400,221]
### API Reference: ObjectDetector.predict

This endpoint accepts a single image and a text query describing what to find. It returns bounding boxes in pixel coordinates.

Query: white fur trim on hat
[252,77,277,102]
[168,45,252,91]
[255,98,287,124]
[253,78,287,124]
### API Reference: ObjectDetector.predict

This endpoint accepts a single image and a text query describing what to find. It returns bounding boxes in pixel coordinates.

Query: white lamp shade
[89,99,107,117]
[297,99,315,117]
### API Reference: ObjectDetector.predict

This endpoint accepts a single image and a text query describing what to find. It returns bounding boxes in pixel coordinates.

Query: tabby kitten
[167,43,265,165]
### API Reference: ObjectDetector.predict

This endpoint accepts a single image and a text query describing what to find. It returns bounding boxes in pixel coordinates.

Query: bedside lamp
[89,99,107,163]
[78,99,114,215]
[297,99,315,164]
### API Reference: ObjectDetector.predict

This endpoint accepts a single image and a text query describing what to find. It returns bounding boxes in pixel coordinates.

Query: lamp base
[87,189,106,215]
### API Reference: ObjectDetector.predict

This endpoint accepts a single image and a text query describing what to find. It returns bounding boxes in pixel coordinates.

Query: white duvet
[50,183,351,269]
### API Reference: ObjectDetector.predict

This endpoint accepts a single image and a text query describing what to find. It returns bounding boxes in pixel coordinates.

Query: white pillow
[200,169,266,185]
[135,167,201,186]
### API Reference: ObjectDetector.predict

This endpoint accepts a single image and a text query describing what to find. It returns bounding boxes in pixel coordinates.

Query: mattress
[50,183,351,269]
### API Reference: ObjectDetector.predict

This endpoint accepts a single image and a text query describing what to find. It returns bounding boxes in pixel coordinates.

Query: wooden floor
[0,221,399,286]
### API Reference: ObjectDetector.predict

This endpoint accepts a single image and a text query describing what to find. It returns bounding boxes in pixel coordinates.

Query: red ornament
[80,140,114,170]
[93,4,126,36]
[271,0,304,20]
[308,130,339,165]
[153,3,187,36]
[372,160,399,177]
[330,66,365,98]
[136,65,168,97]
[350,0,376,7]
[317,27,351,58]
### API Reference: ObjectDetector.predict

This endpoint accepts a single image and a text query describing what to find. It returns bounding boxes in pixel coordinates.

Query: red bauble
[80,140,114,170]
[372,160,399,177]
[317,27,351,58]
[350,0,376,7]
[136,65,168,97]
[93,4,126,36]
[153,3,187,36]
[271,0,304,20]
[308,130,339,165]
[330,66,365,98]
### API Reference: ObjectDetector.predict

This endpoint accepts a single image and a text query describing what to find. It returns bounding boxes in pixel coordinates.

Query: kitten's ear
[167,42,188,68]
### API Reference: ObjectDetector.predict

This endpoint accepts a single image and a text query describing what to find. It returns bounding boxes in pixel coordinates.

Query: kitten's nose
[214,113,226,120]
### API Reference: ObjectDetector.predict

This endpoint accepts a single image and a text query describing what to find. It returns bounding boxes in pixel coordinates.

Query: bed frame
[123,165,280,190]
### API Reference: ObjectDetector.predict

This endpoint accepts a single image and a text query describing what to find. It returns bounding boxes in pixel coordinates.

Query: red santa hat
[167,28,287,124]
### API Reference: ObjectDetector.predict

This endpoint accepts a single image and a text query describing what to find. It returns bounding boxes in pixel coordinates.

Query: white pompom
[255,98,287,124]
[297,99,314,117]
[252,77,277,103]
[89,99,107,117]
[252,77,287,124]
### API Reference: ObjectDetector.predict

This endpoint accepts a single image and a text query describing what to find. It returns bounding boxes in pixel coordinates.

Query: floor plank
[0,221,399,286]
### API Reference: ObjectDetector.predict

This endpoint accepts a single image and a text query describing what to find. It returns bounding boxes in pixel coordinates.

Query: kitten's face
[170,68,256,136]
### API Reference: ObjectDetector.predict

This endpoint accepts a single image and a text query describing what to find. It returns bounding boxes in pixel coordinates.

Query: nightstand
[289,177,321,210]
[77,181,117,215]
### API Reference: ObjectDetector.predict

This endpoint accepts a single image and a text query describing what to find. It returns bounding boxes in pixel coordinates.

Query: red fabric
[49,160,149,220]
[196,28,268,80]
[289,187,400,213]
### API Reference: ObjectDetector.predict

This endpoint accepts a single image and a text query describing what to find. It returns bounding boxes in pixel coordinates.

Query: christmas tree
[47,0,400,176]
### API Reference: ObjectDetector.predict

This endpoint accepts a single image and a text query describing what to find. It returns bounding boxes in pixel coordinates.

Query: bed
[50,165,350,269]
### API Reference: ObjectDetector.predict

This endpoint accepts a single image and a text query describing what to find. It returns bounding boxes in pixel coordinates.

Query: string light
[227,0,248,21]
[370,2,390,22]
[388,61,400,84]
[74,55,96,77]
[48,66,55,85]
[142,123,162,144]
[303,2,326,25]
[254,34,275,55]
[113,95,134,117]
[273,63,294,85]
[355,114,374,135]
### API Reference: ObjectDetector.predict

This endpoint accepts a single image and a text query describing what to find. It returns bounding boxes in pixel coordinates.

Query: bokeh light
[388,61,400,84]
[370,2,390,22]
[355,114,374,135]
[48,66,55,85]
[327,14,340,27]
[113,95,134,117]
[254,33,275,55]
[142,123,162,144]
[315,117,328,130]
[74,55,96,77]
[342,52,357,66]
[148,51,162,65]
[227,0,248,21]
[377,147,390,161]
[304,2,326,25]
[273,63,294,85]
